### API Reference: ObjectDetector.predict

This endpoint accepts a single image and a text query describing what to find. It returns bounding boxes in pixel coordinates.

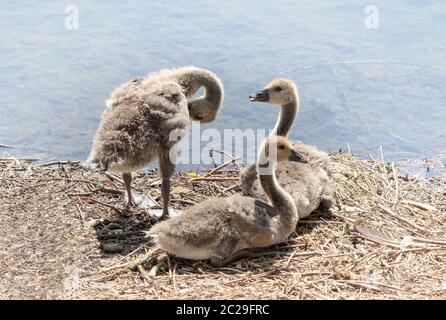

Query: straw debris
[0,152,445,299]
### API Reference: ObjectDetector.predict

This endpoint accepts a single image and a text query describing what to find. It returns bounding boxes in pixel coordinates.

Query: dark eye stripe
[276,87,283,92]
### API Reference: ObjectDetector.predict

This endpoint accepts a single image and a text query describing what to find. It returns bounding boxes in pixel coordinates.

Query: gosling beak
[249,89,269,102]
[288,149,307,163]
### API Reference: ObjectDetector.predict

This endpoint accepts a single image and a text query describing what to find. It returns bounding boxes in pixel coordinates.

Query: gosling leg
[156,147,176,221]
[122,172,134,207]
[160,178,171,221]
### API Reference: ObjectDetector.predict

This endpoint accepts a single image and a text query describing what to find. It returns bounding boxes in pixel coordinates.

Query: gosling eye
[275,87,283,92]
[278,145,285,150]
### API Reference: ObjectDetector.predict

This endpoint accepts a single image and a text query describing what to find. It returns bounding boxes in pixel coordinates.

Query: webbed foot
[148,208,182,221]
[124,191,158,209]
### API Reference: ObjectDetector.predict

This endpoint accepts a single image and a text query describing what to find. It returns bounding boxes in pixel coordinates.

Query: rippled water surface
[1,1,445,168]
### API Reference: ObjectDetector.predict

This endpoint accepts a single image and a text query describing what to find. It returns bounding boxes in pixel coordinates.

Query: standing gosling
[87,67,224,220]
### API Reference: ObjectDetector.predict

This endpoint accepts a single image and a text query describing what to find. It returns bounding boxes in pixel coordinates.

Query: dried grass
[0,153,445,300]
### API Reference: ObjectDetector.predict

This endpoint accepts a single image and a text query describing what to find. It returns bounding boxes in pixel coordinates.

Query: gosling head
[262,136,307,164]
[187,100,218,123]
[178,67,224,124]
[249,78,298,105]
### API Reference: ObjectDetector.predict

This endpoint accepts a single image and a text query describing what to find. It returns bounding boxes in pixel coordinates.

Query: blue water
[1,0,445,167]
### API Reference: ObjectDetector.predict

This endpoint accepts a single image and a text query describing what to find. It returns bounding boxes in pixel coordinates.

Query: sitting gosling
[240,78,334,219]
[149,136,306,267]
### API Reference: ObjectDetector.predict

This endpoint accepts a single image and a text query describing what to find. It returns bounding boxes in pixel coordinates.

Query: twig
[76,204,86,226]
[39,160,80,167]
[17,183,48,191]
[209,148,237,161]
[104,172,124,184]
[203,156,241,177]
[137,264,153,283]
[299,218,344,225]
[378,204,431,234]
[378,146,384,163]
[188,157,240,182]
[340,280,405,292]
[127,248,160,270]
[19,177,102,186]
[285,250,298,268]
[96,187,124,195]
[391,162,399,202]
[170,199,197,205]
[88,198,122,214]
[67,192,92,197]
[401,200,438,212]
[399,246,445,253]
[221,183,240,194]
[188,177,239,182]
[411,237,446,246]
[328,211,356,223]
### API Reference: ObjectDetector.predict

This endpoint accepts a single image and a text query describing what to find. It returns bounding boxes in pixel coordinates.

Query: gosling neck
[257,156,298,226]
[271,99,299,137]
[175,67,224,113]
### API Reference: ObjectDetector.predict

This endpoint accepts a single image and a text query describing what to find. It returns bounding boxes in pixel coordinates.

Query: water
[1,1,445,169]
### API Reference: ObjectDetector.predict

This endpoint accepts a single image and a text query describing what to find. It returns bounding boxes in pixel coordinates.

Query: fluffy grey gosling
[149,136,306,267]
[87,67,224,220]
[240,78,334,219]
